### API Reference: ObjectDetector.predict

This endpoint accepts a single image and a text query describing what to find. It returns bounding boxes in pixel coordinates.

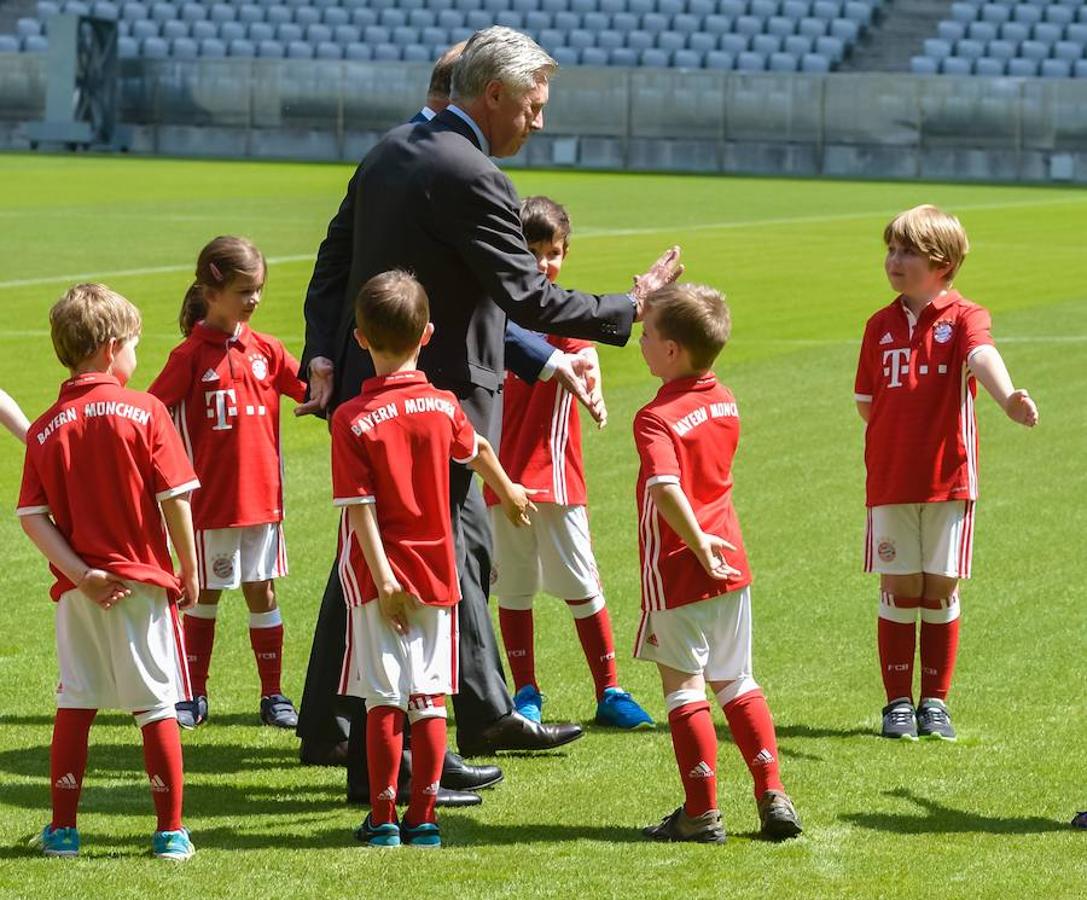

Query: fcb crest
[877,540,896,563]
[250,354,268,380]
[933,321,954,344]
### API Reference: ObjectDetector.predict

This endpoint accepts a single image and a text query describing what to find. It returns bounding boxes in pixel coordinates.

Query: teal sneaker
[512,684,543,724]
[354,813,401,848]
[30,824,80,857]
[152,827,195,861]
[595,687,654,730]
[401,820,441,849]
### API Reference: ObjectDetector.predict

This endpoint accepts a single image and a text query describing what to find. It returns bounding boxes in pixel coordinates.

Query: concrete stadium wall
[2,54,1086,184]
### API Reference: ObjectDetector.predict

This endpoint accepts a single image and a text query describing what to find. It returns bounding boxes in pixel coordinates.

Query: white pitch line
[3,192,1086,292]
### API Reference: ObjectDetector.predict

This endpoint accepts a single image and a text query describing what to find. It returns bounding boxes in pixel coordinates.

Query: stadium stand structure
[0,0,886,72]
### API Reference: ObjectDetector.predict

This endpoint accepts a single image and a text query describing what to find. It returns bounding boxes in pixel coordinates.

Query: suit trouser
[300,466,514,763]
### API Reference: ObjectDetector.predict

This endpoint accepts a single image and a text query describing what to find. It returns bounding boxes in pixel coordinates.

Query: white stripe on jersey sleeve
[332,495,376,507]
[156,479,201,502]
[645,474,680,488]
[451,432,479,465]
[854,393,873,402]
[15,504,51,517]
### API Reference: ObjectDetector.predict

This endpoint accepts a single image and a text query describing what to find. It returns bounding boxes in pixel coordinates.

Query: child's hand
[693,533,743,581]
[79,569,131,610]
[178,571,200,610]
[377,583,414,635]
[583,358,608,429]
[1004,389,1038,427]
[504,485,538,527]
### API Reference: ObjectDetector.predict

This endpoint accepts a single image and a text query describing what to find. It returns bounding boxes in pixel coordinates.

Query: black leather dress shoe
[346,784,482,808]
[457,712,584,757]
[299,739,350,767]
[441,750,503,791]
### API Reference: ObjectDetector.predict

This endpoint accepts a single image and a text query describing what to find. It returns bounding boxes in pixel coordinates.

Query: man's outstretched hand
[631,246,683,321]
[552,353,606,426]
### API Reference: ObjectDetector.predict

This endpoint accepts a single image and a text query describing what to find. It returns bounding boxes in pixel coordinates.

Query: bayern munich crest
[212,556,234,579]
[250,355,268,380]
[933,321,953,344]
[877,540,896,563]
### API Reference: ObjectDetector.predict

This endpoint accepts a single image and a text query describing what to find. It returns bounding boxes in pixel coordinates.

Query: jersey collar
[361,369,429,394]
[193,320,251,348]
[657,371,718,398]
[60,372,120,396]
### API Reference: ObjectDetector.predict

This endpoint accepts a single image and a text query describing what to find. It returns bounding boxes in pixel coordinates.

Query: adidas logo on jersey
[377,786,397,802]
[687,761,714,779]
[55,772,79,790]
[149,774,169,793]
[753,748,776,766]
[879,332,894,345]
[200,368,219,383]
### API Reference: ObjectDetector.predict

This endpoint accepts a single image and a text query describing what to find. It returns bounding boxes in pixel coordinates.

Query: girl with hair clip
[149,236,307,730]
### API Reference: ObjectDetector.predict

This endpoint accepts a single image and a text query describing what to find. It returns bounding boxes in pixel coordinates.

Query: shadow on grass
[840,787,1069,835]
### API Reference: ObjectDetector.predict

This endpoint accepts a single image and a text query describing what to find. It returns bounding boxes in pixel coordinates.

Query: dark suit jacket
[302,109,634,438]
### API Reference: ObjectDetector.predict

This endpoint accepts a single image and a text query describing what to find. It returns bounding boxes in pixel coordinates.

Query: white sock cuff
[407,705,448,724]
[879,593,919,624]
[498,594,535,611]
[921,593,960,624]
[369,698,408,713]
[566,594,606,619]
[186,604,219,620]
[249,608,282,629]
[134,703,174,729]
[715,676,760,708]
[665,688,705,714]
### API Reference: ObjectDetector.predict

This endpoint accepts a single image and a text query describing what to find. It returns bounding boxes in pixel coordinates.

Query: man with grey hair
[299,26,681,761]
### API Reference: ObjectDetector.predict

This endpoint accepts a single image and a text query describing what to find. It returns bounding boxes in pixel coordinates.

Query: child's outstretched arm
[19,513,131,608]
[348,503,413,635]
[649,482,742,581]
[468,436,536,526]
[0,389,30,444]
[160,495,199,609]
[968,346,1039,427]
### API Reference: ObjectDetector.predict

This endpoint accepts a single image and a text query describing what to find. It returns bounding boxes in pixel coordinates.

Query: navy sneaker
[916,698,956,741]
[355,813,400,848]
[260,693,299,729]
[176,696,208,730]
[1072,811,1087,829]
[595,687,654,730]
[401,819,441,849]
[881,698,918,741]
[512,684,543,724]
[642,806,726,844]
[30,824,79,857]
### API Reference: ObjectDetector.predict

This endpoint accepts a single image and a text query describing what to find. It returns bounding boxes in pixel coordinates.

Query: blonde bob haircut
[883,204,970,280]
[645,283,732,372]
[50,283,142,369]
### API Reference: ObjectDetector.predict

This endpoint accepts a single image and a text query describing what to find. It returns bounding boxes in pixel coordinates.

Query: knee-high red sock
[878,594,920,703]
[721,689,785,800]
[667,700,718,817]
[249,609,284,697]
[183,612,216,698]
[51,708,97,829]
[367,706,405,825]
[498,606,536,691]
[406,697,446,826]
[140,717,184,832]
[920,595,960,702]
[568,600,619,701]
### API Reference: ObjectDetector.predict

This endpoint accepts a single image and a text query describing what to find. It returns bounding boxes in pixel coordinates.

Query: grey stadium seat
[798,17,828,38]
[768,17,797,38]
[1068,23,1087,44]
[569,29,596,50]
[344,41,371,59]
[736,51,767,71]
[830,18,859,42]
[627,0,653,15]
[612,12,638,32]
[784,33,813,55]
[720,33,750,54]
[238,5,263,25]
[325,7,350,26]
[437,9,462,28]
[581,46,608,65]
[208,4,235,24]
[38,0,61,17]
[314,40,341,59]
[92,1,119,19]
[1019,40,1049,61]
[658,32,686,53]
[393,25,419,45]
[583,12,608,32]
[538,28,563,49]
[1040,58,1071,77]
[987,39,1015,61]
[152,2,177,22]
[974,56,1005,75]
[121,2,147,21]
[421,26,446,46]
[608,46,637,65]
[171,36,197,57]
[627,30,654,51]
[910,55,938,74]
[495,10,524,28]
[812,0,841,20]
[552,46,579,65]
[802,51,831,71]
[131,19,157,40]
[287,39,314,58]
[980,3,1010,25]
[23,34,49,51]
[966,21,997,42]
[276,22,302,41]
[0,34,19,51]
[1075,58,1087,77]
[703,15,731,37]
[843,1,872,27]
[941,56,972,74]
[141,35,167,56]
[640,47,669,67]
[200,37,226,57]
[62,0,88,13]
[753,34,782,54]
[294,7,321,28]
[689,32,717,53]
[735,16,762,38]
[220,22,246,42]
[751,0,778,17]
[1055,41,1083,62]
[815,34,843,61]
[1033,23,1062,45]
[193,20,218,40]
[673,48,701,68]
[524,11,550,30]
[229,38,256,57]
[553,11,579,31]
[257,38,284,57]
[266,6,291,26]
[351,8,378,28]
[598,30,624,50]
[720,0,745,17]
[769,51,799,70]
[379,8,407,28]
[162,20,188,40]
[1044,5,1074,27]
[783,0,811,18]
[658,0,684,16]
[705,49,734,69]
[402,43,430,61]
[955,38,984,60]
[642,13,669,34]
[999,21,1029,42]
[673,14,700,35]
[308,23,332,43]
[1013,6,1042,26]
[363,25,390,43]
[1006,57,1038,76]
[922,38,951,60]
[937,20,966,42]
[249,22,274,41]
[118,34,138,56]
[949,3,976,25]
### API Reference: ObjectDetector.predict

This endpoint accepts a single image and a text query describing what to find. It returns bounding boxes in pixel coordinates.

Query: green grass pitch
[0,154,1084,898]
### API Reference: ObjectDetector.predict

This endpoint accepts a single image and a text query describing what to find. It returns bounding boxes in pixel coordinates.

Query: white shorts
[339,601,458,709]
[55,582,190,713]
[196,523,287,590]
[633,587,753,683]
[864,501,974,578]
[491,504,602,601]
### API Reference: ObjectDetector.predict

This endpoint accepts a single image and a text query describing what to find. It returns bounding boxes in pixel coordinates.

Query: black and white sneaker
[260,694,299,729]
[176,696,208,730]
[881,698,918,741]
[642,806,726,844]
[916,698,956,741]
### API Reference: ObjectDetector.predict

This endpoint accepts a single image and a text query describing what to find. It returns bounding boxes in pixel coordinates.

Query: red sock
[920,597,960,701]
[367,706,405,825]
[183,614,216,698]
[50,708,97,829]
[140,717,184,832]
[406,697,446,826]
[498,606,536,691]
[878,594,920,703]
[668,701,718,817]
[568,602,619,701]
[722,689,785,800]
[249,621,284,697]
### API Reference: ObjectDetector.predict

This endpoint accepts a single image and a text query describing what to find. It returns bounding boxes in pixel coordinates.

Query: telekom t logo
[882,348,911,388]
[205,389,238,430]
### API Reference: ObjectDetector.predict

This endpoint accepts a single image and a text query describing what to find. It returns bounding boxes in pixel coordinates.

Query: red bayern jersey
[17,373,200,601]
[634,373,752,612]
[485,335,591,508]
[148,321,306,530]
[854,290,994,507]
[331,370,478,608]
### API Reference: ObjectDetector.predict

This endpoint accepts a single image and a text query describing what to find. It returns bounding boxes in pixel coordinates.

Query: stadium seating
[0,0,888,71]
